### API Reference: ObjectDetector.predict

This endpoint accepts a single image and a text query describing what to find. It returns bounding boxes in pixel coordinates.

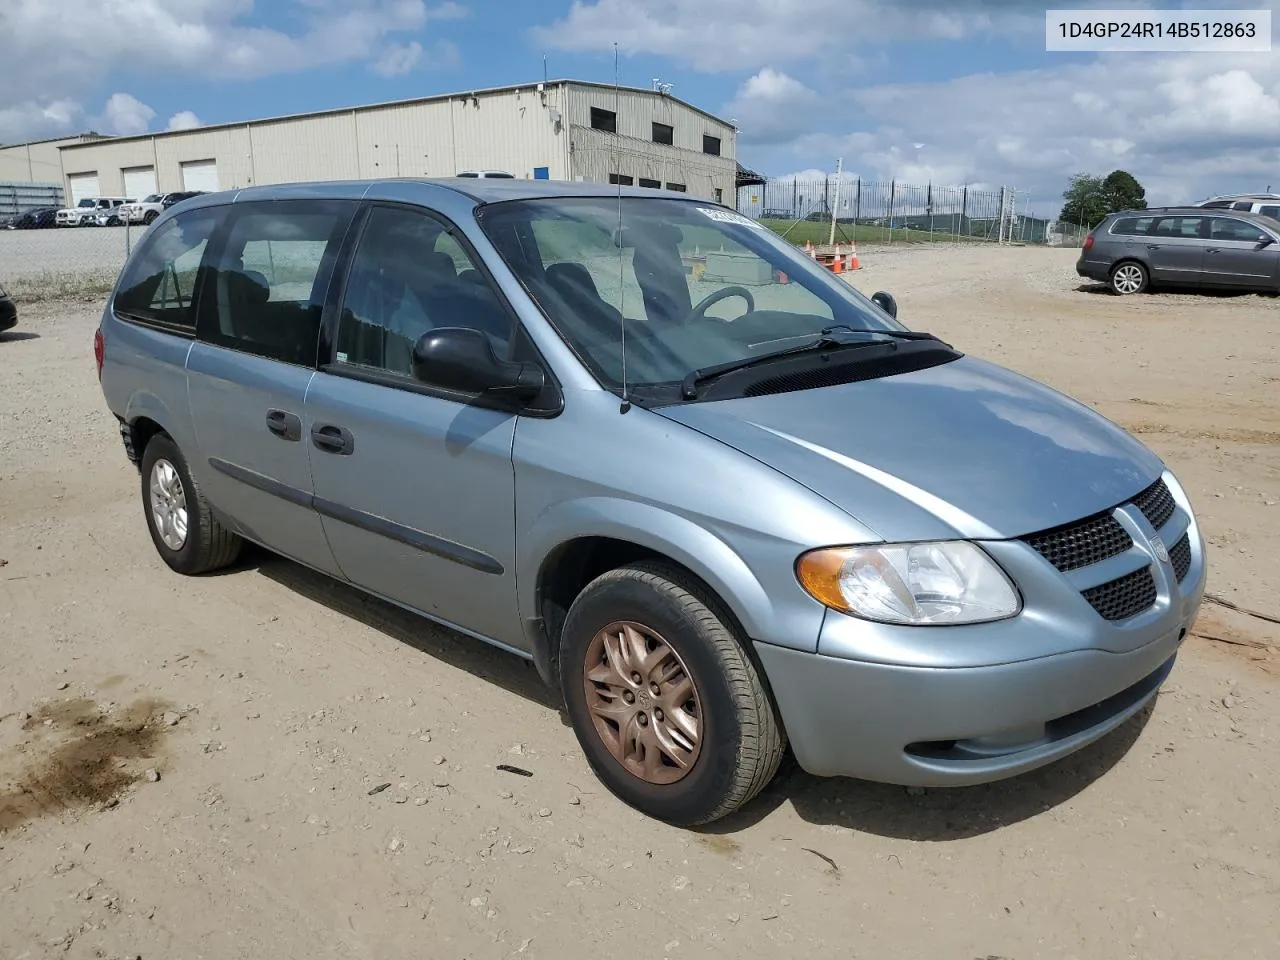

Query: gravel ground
[1,244,1278,960]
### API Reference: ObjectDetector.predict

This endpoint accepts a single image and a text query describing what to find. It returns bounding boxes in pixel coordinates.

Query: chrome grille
[1082,568,1158,621]
[1132,478,1175,530]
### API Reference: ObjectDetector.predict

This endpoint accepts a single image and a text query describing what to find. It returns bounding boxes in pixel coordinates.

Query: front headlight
[795,541,1021,626]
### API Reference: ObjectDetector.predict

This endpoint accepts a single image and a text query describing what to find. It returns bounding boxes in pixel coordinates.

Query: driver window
[335,206,513,379]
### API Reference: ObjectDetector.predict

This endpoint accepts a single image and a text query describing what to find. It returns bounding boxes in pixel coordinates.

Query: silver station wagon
[95,179,1207,825]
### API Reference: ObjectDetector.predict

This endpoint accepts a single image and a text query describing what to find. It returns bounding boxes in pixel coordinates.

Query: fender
[517,496,831,667]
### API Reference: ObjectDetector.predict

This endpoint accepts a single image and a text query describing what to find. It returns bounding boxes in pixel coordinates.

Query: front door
[187,198,358,577]
[1144,215,1206,283]
[304,203,525,649]
[1203,216,1280,288]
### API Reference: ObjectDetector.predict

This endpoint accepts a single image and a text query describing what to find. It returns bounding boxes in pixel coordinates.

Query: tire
[143,210,158,225]
[1110,260,1148,295]
[139,433,242,575]
[559,561,785,826]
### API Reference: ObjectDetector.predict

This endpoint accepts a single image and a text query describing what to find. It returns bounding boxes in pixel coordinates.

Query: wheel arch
[520,499,786,690]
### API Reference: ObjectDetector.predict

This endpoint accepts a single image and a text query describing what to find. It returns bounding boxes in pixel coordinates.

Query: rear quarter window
[113,208,221,333]
[1110,217,1154,236]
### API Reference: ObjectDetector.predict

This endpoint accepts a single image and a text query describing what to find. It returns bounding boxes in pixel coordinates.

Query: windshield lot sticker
[695,207,764,229]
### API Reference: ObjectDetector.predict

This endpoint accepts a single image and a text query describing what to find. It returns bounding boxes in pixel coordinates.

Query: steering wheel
[689,285,755,323]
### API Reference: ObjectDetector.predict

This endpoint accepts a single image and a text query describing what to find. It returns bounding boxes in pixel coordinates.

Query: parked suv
[121,194,178,225]
[57,197,129,226]
[95,179,1206,825]
[1077,206,1280,295]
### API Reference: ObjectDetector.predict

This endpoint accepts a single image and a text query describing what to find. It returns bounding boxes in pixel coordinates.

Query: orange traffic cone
[804,240,815,259]
[847,240,861,270]
[831,244,844,274]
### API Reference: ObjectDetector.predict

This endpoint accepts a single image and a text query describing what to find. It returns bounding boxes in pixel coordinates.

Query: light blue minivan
[95,179,1206,825]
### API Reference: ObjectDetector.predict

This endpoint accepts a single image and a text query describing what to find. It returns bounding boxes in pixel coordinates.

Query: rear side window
[1110,217,1154,236]
[1257,205,1280,220]
[1231,201,1255,211]
[1210,217,1266,242]
[113,208,220,332]
[1150,217,1203,238]
[199,200,355,366]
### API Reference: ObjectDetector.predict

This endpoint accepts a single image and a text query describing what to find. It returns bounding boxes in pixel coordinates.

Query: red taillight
[93,328,104,379]
[1083,234,1095,250]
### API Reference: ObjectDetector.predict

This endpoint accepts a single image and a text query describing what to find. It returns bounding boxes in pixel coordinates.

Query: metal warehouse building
[45,80,738,206]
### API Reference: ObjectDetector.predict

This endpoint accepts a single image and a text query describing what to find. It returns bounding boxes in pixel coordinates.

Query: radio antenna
[613,41,630,413]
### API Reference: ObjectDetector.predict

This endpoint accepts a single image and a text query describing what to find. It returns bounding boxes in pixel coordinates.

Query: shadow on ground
[229,545,1158,842]
[1076,282,1273,299]
[0,331,40,342]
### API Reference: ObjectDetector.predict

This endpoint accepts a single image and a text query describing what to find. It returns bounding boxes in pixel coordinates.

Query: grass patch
[758,219,995,247]
[7,270,117,303]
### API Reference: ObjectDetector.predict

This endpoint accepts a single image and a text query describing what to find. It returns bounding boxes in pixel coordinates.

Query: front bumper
[756,471,1207,786]
[0,298,16,332]
[756,624,1184,786]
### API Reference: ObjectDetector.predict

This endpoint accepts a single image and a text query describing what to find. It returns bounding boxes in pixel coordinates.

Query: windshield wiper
[820,324,945,342]
[680,334,896,400]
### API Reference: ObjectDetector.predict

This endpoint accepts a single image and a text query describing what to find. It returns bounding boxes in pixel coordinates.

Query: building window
[702,135,721,156]
[652,122,674,145]
[714,188,723,203]
[608,173,634,185]
[590,107,617,133]
[665,182,686,192]
[639,178,660,189]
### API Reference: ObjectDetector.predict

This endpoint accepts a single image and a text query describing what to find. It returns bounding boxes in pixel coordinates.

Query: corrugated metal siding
[569,127,736,201]
[565,86,735,159]
[354,103,453,179]
[0,135,104,186]
[449,86,564,178]
[0,182,63,217]
[154,128,253,190]
[250,113,361,184]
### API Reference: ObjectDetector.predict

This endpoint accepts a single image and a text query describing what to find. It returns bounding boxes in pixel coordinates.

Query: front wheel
[139,434,242,575]
[143,210,158,225]
[1110,261,1148,295]
[559,562,785,826]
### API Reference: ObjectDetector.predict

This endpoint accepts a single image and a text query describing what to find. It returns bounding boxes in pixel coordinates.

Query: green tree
[1059,169,1147,228]
[1101,169,1146,212]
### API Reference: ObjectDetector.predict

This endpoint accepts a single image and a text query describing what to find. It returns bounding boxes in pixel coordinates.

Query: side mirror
[411,327,545,404]
[1257,234,1275,247]
[871,290,898,319]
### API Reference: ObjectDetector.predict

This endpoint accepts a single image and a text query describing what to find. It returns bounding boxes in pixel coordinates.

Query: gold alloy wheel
[582,620,704,784]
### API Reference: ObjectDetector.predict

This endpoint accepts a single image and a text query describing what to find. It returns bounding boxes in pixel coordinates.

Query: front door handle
[1205,248,1220,255]
[1146,244,1161,250]
[311,423,355,455]
[266,408,302,441]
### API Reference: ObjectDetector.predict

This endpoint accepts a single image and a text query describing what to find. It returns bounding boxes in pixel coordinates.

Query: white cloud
[0,0,466,143]
[372,41,424,77]
[725,69,820,144]
[101,93,156,136]
[167,110,203,131]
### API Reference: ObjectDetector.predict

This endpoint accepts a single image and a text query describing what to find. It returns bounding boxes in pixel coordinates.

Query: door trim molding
[207,457,505,576]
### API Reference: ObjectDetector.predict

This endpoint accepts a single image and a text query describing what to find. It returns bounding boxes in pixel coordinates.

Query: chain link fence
[0,219,141,302]
[735,177,1082,248]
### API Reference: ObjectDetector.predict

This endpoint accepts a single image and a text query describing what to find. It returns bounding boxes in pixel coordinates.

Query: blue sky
[5,0,1280,211]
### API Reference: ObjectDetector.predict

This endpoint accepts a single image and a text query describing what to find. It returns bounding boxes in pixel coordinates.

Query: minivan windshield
[476,196,904,395]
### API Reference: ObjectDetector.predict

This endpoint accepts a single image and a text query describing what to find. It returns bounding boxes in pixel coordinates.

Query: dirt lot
[2,245,1278,960]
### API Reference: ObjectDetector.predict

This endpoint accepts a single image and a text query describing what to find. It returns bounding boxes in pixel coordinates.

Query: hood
[655,354,1164,542]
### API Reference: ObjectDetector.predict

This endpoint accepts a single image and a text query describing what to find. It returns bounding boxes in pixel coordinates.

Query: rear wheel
[1110,261,1148,295]
[140,434,242,575]
[559,562,785,826]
